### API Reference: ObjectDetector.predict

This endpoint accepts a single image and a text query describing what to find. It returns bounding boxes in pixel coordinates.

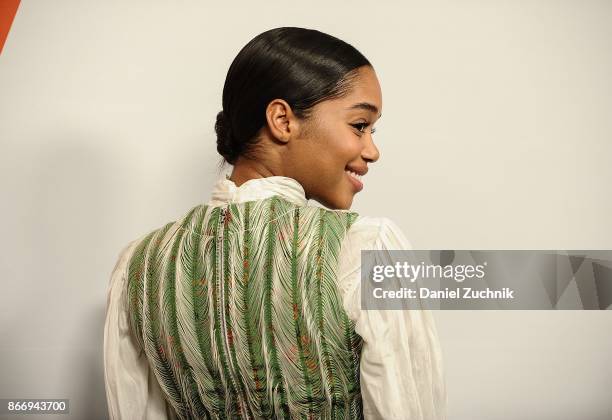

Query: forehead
[332,67,383,118]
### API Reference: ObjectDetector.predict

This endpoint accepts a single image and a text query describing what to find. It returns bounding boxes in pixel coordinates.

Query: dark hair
[215,27,371,166]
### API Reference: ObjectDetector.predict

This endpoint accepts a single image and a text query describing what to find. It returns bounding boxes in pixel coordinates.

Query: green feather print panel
[126,195,363,419]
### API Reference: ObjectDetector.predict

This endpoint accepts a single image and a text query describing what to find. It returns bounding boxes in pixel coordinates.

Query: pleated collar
[207,175,308,207]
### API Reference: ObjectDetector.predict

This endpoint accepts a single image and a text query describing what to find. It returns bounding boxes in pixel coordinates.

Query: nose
[361,133,380,163]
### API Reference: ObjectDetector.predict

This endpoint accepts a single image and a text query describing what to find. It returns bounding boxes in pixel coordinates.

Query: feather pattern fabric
[126,195,362,419]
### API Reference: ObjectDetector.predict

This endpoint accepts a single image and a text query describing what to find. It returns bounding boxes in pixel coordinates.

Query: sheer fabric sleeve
[337,217,447,420]
[103,240,178,420]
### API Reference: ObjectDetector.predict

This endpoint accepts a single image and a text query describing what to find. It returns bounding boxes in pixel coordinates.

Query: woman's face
[287,65,382,210]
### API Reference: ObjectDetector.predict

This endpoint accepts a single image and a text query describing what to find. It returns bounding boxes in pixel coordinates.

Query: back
[125,195,363,419]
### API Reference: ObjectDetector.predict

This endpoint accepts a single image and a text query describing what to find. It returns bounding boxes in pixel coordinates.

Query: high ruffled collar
[207,175,308,207]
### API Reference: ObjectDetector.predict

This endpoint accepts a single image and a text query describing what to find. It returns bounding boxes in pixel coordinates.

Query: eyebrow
[346,102,382,119]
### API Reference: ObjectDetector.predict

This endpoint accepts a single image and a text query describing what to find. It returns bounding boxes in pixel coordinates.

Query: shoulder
[337,215,413,283]
[114,205,203,270]
[344,215,413,251]
[110,232,153,282]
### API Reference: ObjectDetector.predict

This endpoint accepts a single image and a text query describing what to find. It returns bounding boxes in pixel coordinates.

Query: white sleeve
[103,240,178,420]
[337,217,447,420]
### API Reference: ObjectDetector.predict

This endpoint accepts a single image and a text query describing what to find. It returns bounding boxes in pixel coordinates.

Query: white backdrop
[1,1,611,419]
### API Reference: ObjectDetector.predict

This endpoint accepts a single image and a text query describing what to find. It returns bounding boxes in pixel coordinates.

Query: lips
[345,165,368,176]
[345,168,364,192]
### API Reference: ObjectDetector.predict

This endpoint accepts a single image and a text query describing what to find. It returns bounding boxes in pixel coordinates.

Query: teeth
[345,169,362,181]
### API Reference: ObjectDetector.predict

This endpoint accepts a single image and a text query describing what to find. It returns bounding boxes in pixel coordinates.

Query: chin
[313,184,355,210]
[338,196,353,210]
[329,195,354,210]
[314,195,351,210]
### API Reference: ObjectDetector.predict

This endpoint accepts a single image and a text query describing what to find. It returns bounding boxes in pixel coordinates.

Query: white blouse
[104,175,447,420]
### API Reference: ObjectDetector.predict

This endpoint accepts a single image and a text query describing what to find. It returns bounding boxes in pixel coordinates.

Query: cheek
[308,125,359,173]
[338,140,361,167]
[326,133,360,162]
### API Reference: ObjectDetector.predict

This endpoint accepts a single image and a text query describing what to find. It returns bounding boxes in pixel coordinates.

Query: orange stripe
[0,0,21,55]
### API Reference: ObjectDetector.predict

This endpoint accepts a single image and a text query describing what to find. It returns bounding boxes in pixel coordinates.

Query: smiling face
[284,65,382,209]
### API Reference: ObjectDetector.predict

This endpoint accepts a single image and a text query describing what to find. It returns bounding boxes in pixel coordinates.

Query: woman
[104,27,446,419]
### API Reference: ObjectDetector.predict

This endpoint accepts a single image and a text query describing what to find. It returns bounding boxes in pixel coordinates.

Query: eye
[350,122,376,136]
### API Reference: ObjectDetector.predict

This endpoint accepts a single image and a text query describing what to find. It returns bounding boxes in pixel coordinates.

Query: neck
[228,156,278,187]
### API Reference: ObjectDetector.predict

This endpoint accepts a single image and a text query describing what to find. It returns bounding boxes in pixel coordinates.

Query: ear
[265,99,298,144]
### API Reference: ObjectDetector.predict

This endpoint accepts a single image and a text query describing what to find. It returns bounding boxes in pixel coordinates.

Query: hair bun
[215,110,239,164]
